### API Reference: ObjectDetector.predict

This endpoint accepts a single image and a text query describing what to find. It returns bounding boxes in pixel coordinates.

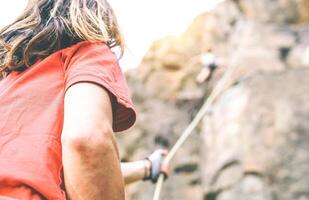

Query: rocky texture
[119,69,203,200]
[137,0,309,102]
[237,0,309,24]
[118,0,309,199]
[287,26,309,68]
[202,69,309,200]
[138,0,242,101]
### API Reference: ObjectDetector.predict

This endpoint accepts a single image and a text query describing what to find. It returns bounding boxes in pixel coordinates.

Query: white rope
[153,21,253,200]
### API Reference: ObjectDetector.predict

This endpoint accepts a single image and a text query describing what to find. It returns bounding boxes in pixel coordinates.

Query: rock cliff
[118,0,309,199]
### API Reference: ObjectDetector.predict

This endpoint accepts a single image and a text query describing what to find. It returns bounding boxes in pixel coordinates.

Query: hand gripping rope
[153,22,253,200]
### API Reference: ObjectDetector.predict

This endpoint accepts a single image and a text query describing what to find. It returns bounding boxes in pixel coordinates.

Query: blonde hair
[0,0,124,76]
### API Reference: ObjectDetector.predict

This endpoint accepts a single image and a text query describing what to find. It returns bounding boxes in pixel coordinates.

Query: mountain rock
[201,69,309,200]
[119,0,309,199]
[238,0,309,24]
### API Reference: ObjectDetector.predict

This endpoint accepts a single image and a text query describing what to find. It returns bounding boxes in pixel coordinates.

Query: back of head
[0,0,123,76]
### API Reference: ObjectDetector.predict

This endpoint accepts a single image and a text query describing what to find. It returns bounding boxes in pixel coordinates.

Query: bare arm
[121,160,151,185]
[61,82,124,200]
[121,149,169,185]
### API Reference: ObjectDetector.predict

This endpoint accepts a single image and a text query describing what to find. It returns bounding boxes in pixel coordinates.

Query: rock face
[238,0,309,24]
[138,0,242,101]
[119,69,203,200]
[118,0,309,199]
[137,0,309,102]
[202,69,309,200]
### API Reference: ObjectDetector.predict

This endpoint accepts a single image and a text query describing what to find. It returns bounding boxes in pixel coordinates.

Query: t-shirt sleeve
[63,42,136,132]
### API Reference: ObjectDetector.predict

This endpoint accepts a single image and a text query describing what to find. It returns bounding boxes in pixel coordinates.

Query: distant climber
[196,48,219,83]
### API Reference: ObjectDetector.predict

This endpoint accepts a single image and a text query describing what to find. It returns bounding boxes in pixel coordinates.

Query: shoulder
[60,41,136,132]
[61,41,118,67]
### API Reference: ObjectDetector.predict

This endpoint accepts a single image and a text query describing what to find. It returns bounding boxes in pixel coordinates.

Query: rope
[153,21,253,200]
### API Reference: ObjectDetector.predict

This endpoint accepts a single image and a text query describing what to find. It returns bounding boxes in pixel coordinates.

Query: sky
[0,0,222,70]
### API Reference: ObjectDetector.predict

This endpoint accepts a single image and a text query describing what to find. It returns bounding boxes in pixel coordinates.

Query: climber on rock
[196,48,221,83]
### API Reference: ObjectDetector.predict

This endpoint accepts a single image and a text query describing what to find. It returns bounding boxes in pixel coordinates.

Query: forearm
[62,135,125,200]
[121,160,150,185]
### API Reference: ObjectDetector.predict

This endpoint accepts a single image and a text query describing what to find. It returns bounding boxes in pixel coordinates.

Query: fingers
[159,150,169,176]
[160,162,170,179]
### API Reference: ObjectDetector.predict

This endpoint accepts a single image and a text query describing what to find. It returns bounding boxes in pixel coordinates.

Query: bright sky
[0,0,222,70]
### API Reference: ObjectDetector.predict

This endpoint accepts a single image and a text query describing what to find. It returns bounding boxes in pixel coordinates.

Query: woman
[0,0,167,199]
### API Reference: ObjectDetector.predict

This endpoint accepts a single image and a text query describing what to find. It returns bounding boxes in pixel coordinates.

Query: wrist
[143,159,151,180]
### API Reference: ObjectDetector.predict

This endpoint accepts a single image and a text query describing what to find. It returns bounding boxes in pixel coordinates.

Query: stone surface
[137,0,309,102]
[287,26,309,68]
[238,0,309,24]
[118,69,203,200]
[118,0,309,199]
[138,0,242,101]
[201,69,309,200]
[298,0,309,23]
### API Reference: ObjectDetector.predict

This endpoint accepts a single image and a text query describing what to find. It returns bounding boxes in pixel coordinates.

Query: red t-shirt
[0,41,136,199]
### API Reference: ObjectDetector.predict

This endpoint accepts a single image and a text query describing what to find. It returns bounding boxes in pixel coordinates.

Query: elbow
[61,124,116,156]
